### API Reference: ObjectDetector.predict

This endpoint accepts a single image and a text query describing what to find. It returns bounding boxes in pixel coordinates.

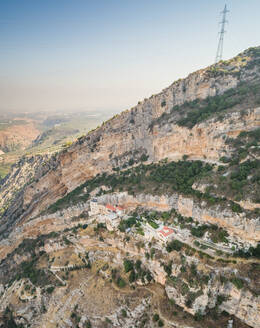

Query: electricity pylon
[215,4,229,63]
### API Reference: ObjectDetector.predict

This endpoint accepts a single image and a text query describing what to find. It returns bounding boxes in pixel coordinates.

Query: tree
[123,259,134,273]
[117,277,126,288]
[153,314,159,322]
[166,240,183,252]
[129,270,136,283]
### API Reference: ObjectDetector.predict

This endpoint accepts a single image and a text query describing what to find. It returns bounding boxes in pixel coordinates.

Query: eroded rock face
[0,186,258,327]
[1,50,259,235]
[0,154,58,239]
[95,192,260,243]
[152,107,260,162]
[1,106,259,239]
[0,47,260,328]
[0,274,154,328]
[165,279,260,328]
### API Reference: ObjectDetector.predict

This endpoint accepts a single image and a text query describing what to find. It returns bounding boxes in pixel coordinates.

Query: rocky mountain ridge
[1,47,260,232]
[0,46,259,328]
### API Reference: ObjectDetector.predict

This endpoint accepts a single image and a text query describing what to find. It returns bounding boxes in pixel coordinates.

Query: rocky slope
[0,195,259,328]
[0,47,260,327]
[0,120,40,153]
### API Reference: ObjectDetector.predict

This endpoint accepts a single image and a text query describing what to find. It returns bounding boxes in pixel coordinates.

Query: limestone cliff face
[152,107,260,162]
[0,48,260,238]
[165,278,260,328]
[0,154,57,238]
[89,192,260,243]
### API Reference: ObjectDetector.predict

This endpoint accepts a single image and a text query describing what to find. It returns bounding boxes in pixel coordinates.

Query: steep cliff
[0,47,260,328]
[1,47,260,234]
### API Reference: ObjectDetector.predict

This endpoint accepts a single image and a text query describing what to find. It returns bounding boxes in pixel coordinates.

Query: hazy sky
[0,0,259,113]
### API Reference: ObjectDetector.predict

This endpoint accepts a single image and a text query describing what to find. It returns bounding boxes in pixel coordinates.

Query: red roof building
[158,226,174,238]
[106,204,116,212]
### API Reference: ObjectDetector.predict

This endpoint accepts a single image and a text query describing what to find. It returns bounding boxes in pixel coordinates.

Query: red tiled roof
[158,226,174,237]
[106,204,116,211]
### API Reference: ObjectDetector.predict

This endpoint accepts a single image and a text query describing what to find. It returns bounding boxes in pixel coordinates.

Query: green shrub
[163,261,172,276]
[217,294,227,305]
[123,259,134,273]
[153,314,159,322]
[117,277,126,288]
[150,79,260,130]
[230,277,244,289]
[231,202,242,213]
[190,263,197,276]
[121,309,127,317]
[234,243,260,259]
[129,270,136,283]
[161,100,166,107]
[3,307,24,328]
[166,240,184,252]
[194,310,203,321]
[46,286,55,294]
[148,220,159,229]
[191,225,208,238]
[140,154,149,162]
[181,282,189,295]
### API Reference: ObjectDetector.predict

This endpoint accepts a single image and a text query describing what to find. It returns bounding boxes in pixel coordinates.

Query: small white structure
[115,206,124,216]
[89,199,125,230]
[227,319,233,328]
[142,222,160,240]
[176,228,190,240]
[89,199,107,216]
[89,199,102,216]
[105,213,120,231]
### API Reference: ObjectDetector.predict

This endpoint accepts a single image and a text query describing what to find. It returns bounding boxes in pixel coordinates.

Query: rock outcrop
[0,47,259,328]
[90,191,260,243]
[1,48,260,238]
[165,279,260,328]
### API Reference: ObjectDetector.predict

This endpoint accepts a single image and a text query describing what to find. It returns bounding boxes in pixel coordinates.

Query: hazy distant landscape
[0,110,113,179]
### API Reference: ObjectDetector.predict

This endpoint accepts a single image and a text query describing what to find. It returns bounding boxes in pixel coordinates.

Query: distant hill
[0,111,111,179]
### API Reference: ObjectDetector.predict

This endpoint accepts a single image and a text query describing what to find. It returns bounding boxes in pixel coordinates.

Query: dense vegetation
[47,158,248,215]
[234,243,260,259]
[0,233,61,287]
[47,160,210,212]
[123,258,153,284]
[202,128,260,204]
[149,79,260,130]
[245,46,260,69]
[1,307,24,328]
